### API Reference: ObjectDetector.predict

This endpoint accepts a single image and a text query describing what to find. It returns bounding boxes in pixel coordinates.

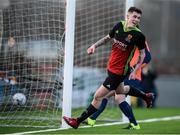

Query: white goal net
[0,0,129,128]
[0,0,65,128]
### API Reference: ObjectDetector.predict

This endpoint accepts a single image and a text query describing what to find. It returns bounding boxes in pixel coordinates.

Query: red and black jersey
[107,21,146,75]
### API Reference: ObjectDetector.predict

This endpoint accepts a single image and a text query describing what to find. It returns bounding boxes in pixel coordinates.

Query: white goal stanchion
[62,0,76,128]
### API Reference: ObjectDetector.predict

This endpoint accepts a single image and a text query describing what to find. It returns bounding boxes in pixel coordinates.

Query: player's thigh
[104,90,115,98]
[94,85,110,100]
[103,71,126,91]
[115,82,125,94]
[114,94,126,104]
[124,79,142,90]
[124,85,130,93]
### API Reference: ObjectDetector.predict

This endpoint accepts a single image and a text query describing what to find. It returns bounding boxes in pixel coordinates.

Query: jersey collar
[121,21,141,32]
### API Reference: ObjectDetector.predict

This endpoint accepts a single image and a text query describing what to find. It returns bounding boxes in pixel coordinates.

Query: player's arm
[87,35,111,55]
[134,49,145,71]
[129,49,145,80]
[143,42,151,64]
[87,22,120,55]
[129,32,146,80]
[134,33,146,71]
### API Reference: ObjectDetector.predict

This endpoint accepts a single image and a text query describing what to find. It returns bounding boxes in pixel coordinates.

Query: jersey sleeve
[136,33,146,50]
[143,42,151,64]
[143,48,151,64]
[109,23,120,38]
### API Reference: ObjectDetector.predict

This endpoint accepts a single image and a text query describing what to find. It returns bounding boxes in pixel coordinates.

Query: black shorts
[103,70,126,91]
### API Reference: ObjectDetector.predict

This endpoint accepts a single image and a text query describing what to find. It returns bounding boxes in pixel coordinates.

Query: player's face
[126,12,141,28]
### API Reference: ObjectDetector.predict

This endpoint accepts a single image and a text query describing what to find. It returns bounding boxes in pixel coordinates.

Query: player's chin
[132,24,137,27]
[131,22,138,27]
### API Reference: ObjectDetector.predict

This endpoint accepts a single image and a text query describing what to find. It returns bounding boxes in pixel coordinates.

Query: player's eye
[134,15,141,20]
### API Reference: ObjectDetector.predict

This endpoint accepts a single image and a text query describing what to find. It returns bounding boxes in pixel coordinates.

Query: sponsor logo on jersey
[113,39,128,51]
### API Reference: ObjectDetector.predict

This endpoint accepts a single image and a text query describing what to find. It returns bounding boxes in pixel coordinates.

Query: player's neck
[124,21,136,32]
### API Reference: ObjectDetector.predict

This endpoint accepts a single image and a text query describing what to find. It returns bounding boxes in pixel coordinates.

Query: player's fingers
[91,48,95,53]
[131,75,136,80]
[87,47,94,54]
[128,74,132,80]
[87,48,91,54]
[128,74,135,80]
[87,48,90,54]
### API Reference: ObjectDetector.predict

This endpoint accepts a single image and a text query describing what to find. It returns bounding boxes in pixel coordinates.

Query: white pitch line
[8,115,180,135]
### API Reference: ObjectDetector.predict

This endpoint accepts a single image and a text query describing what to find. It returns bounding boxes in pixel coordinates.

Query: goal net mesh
[0,0,65,128]
[0,0,126,128]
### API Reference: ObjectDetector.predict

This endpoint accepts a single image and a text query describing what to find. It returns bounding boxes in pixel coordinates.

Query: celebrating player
[63,7,154,129]
[87,42,151,129]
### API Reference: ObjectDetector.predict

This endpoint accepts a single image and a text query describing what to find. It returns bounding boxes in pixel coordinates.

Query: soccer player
[87,42,151,130]
[63,7,154,129]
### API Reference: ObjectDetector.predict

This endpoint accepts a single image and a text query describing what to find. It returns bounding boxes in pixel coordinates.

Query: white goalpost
[62,0,76,128]
[0,0,134,128]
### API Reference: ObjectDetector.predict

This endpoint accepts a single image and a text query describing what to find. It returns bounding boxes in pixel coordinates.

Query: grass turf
[0,107,180,134]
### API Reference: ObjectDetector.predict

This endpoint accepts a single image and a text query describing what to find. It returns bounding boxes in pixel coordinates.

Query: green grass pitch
[0,107,180,134]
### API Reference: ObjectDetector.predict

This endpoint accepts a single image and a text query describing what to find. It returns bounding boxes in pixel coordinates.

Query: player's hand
[128,71,136,80]
[87,45,96,55]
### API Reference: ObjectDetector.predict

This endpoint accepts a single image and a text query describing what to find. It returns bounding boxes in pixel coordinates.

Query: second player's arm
[129,49,145,80]
[134,49,145,72]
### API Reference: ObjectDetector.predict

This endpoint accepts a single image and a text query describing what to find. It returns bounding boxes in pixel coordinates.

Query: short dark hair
[128,7,142,15]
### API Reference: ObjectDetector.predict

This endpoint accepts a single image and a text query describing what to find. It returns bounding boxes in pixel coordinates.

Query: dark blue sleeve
[143,48,151,64]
